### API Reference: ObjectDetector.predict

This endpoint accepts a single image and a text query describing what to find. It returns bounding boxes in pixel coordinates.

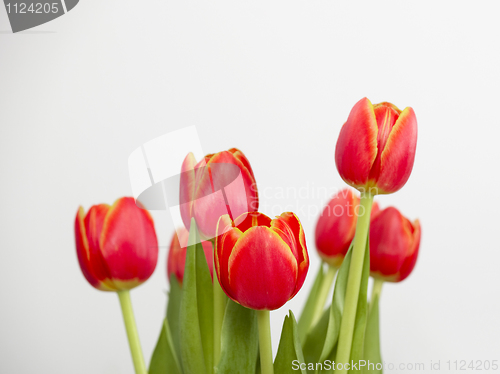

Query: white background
[1,1,499,373]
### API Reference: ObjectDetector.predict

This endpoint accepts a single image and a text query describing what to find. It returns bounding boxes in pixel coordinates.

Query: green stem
[257,310,274,374]
[335,192,374,374]
[370,278,384,311]
[213,271,227,368]
[311,264,337,327]
[117,290,147,374]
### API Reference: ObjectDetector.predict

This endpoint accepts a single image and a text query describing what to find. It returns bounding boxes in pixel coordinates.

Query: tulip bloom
[215,211,309,311]
[369,207,421,282]
[315,188,380,268]
[74,197,158,291]
[167,227,214,284]
[335,98,417,195]
[180,148,259,240]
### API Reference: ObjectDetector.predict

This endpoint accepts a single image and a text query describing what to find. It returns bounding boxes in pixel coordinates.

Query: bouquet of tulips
[74,98,420,374]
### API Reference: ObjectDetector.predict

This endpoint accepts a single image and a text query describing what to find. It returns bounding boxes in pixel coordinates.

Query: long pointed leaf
[274,311,307,374]
[301,307,329,369]
[149,319,182,374]
[196,238,214,374]
[318,244,353,362]
[362,295,382,374]
[217,300,259,374]
[297,264,324,344]
[167,276,183,371]
[180,219,207,374]
[301,245,352,373]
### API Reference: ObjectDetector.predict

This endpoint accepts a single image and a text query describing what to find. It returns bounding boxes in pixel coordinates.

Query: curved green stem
[117,290,147,374]
[311,264,337,327]
[370,278,384,311]
[213,271,227,368]
[257,310,274,374]
[335,193,374,374]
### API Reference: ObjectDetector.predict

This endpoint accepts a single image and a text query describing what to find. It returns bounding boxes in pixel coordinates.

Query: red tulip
[74,197,158,291]
[335,98,418,195]
[215,211,309,310]
[369,207,421,282]
[180,148,259,240]
[315,188,380,268]
[167,227,214,284]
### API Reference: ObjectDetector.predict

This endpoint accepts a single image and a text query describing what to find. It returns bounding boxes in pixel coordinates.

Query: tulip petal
[193,190,230,240]
[228,227,298,310]
[315,189,358,267]
[397,219,421,281]
[369,207,418,282]
[376,107,418,194]
[210,151,259,217]
[191,155,233,239]
[370,208,405,277]
[228,148,257,183]
[74,207,116,291]
[84,204,110,259]
[167,228,189,284]
[180,152,198,231]
[271,213,309,298]
[215,216,242,302]
[167,231,180,282]
[335,98,378,189]
[234,211,272,232]
[215,215,236,288]
[367,103,401,184]
[100,197,158,290]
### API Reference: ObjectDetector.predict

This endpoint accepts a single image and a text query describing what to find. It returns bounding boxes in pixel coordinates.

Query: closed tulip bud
[74,197,158,291]
[180,148,259,240]
[315,188,380,268]
[167,227,214,284]
[215,211,309,310]
[369,207,421,282]
[335,98,418,195]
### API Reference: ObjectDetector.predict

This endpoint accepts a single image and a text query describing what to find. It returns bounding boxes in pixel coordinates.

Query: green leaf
[349,239,370,373]
[167,275,183,371]
[274,311,307,374]
[318,244,353,362]
[255,355,261,374]
[362,295,382,374]
[149,319,182,374]
[217,300,259,374]
[297,264,324,345]
[196,234,214,374]
[301,307,329,369]
[318,343,337,374]
[180,219,207,374]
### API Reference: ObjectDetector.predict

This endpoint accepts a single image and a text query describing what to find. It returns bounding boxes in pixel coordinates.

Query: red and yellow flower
[369,207,421,282]
[74,197,158,291]
[214,211,309,310]
[315,188,379,268]
[180,148,258,240]
[335,98,418,195]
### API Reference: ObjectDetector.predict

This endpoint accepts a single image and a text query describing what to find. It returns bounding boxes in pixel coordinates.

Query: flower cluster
[73,97,419,374]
